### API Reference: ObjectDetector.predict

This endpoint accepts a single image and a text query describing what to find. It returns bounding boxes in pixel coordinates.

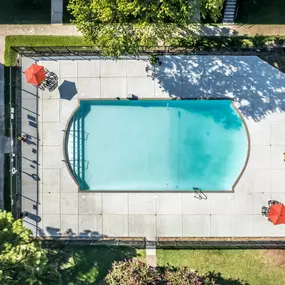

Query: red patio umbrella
[24,64,46,85]
[267,203,285,225]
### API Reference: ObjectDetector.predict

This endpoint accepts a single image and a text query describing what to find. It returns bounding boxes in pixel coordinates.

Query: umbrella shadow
[58,80,78,100]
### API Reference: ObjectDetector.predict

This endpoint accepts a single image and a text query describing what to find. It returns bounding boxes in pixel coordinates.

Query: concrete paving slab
[103,215,129,237]
[39,60,60,76]
[253,215,285,237]
[210,193,235,215]
[42,215,61,236]
[234,192,254,214]
[101,60,127,77]
[271,146,285,170]
[271,170,285,193]
[61,193,78,215]
[157,193,183,215]
[129,215,156,237]
[246,120,270,146]
[42,99,60,122]
[251,170,271,193]
[157,215,182,237]
[128,193,157,215]
[247,146,270,170]
[77,77,100,98]
[42,193,60,215]
[271,122,285,145]
[78,215,103,237]
[42,169,60,193]
[234,215,254,236]
[183,215,210,237]
[78,193,102,215]
[59,60,78,78]
[154,76,180,98]
[60,99,79,123]
[182,193,211,214]
[60,167,78,192]
[253,193,272,215]
[101,77,127,98]
[127,77,155,98]
[126,59,148,77]
[42,122,64,145]
[61,215,79,236]
[78,60,100,78]
[43,146,64,168]
[211,215,234,237]
[102,193,128,215]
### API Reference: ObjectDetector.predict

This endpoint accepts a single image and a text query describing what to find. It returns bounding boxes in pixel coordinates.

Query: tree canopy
[0,211,61,285]
[68,0,224,57]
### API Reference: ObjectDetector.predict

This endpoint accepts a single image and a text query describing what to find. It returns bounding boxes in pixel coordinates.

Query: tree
[0,211,61,285]
[201,0,225,22]
[68,0,203,57]
[101,259,217,285]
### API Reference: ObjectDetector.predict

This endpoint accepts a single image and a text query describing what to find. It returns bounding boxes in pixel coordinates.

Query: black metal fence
[40,237,285,249]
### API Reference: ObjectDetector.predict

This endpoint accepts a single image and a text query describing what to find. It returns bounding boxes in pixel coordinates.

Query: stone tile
[270,193,285,203]
[103,215,129,236]
[43,146,64,168]
[271,122,285,145]
[270,170,285,193]
[126,59,148,77]
[182,215,210,237]
[78,193,102,214]
[127,77,155,98]
[22,122,38,139]
[60,166,79,192]
[77,78,100,98]
[42,215,61,236]
[42,122,65,145]
[234,215,253,237]
[42,169,60,193]
[157,215,182,237]
[61,215,79,236]
[42,99,60,122]
[60,98,79,124]
[234,192,253,214]
[101,60,127,77]
[102,193,128,215]
[247,146,270,170]
[129,215,156,237]
[78,215,103,237]
[61,193,78,215]
[210,193,235,215]
[78,60,100,78]
[101,77,127,98]
[211,215,234,237]
[271,146,285,169]
[154,77,175,98]
[128,193,156,215]
[59,60,78,78]
[42,193,60,215]
[157,193,183,215]
[253,215,285,237]
[253,193,272,215]
[182,193,211,214]
[39,60,60,76]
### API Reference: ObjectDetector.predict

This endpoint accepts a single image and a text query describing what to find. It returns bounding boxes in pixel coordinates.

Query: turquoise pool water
[66,100,248,191]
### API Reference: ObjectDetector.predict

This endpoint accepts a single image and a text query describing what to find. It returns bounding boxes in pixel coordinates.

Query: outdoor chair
[268,200,281,208]
[261,206,269,216]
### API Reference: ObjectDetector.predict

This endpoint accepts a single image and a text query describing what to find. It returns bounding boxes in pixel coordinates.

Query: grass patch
[236,0,285,24]
[0,0,51,24]
[157,249,285,285]
[4,35,89,66]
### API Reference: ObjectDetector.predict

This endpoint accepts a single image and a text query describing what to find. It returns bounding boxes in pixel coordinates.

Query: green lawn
[4,35,90,66]
[0,0,51,24]
[236,0,285,24]
[157,249,285,285]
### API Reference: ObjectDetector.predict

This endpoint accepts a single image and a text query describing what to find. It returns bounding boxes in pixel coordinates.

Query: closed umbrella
[267,203,285,225]
[24,64,46,85]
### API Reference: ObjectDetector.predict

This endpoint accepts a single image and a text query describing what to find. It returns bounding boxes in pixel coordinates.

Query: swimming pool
[65,100,249,191]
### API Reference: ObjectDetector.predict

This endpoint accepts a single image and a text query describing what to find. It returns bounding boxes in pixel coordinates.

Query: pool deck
[21,55,285,238]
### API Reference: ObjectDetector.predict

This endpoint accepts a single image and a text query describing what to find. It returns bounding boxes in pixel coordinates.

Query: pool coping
[62,98,251,194]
